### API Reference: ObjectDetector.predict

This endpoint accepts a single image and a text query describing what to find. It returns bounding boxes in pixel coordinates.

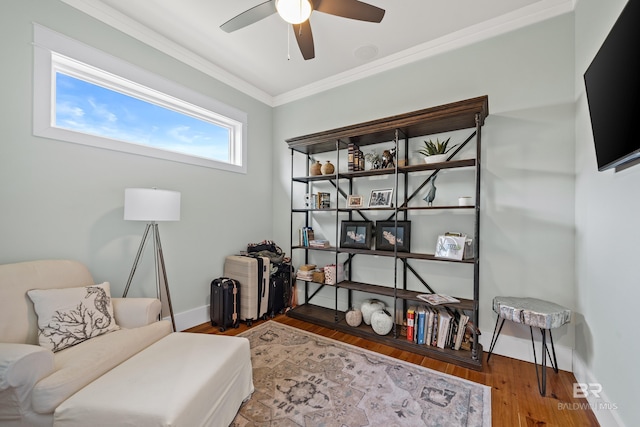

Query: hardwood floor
[185,314,599,426]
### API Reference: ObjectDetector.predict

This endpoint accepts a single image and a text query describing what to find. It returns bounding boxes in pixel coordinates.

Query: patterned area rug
[231,321,491,427]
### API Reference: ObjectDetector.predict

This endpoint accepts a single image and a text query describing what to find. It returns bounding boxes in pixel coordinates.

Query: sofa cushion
[27,282,119,352]
[31,320,172,414]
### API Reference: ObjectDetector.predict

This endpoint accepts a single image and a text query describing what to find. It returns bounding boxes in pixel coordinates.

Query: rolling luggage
[224,255,270,326]
[268,262,293,317]
[210,277,240,332]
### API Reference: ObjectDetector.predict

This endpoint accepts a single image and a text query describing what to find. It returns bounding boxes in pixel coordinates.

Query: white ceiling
[61,0,574,106]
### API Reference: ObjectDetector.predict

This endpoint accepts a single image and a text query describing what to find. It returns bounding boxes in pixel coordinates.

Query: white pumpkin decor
[345,307,362,327]
[360,299,385,325]
[371,308,394,335]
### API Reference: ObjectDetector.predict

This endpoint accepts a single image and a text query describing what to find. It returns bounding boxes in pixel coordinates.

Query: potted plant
[416,137,457,164]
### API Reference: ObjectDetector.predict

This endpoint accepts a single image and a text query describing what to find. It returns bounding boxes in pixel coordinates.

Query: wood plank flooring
[185,314,599,426]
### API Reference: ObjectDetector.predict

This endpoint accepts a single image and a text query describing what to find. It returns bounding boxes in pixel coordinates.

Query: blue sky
[55,73,230,162]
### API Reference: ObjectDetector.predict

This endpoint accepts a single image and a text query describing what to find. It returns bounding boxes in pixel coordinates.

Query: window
[33,24,247,173]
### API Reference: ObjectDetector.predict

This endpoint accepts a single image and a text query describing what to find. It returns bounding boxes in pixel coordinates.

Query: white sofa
[0,259,172,427]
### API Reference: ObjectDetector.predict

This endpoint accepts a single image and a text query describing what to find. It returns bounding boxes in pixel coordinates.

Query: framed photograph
[347,195,364,208]
[368,188,393,208]
[340,221,373,249]
[375,221,411,252]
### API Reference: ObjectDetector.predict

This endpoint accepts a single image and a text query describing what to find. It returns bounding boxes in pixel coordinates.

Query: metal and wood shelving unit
[286,96,488,370]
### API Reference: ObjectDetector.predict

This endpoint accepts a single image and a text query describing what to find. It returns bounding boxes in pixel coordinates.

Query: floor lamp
[122,188,181,332]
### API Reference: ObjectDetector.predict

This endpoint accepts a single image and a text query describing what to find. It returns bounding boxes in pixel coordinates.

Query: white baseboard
[165,305,210,331]
[572,353,625,427]
[480,332,573,372]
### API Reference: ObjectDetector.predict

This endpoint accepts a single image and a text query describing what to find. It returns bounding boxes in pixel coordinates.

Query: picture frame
[375,221,411,252]
[368,188,393,208]
[346,195,364,208]
[340,221,373,249]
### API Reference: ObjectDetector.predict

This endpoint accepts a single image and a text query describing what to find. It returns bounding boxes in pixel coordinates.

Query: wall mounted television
[583,0,640,172]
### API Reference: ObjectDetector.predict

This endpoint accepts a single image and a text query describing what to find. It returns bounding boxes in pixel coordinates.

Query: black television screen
[584,0,640,171]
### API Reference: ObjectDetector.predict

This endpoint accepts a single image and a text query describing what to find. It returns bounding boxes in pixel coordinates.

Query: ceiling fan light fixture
[276,0,312,24]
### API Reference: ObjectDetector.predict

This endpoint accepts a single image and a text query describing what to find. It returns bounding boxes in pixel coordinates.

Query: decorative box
[323,263,344,285]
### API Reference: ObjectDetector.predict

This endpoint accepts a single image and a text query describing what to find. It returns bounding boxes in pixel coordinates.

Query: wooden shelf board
[292,159,476,182]
[286,96,488,155]
[291,246,475,263]
[335,281,476,310]
[286,304,483,370]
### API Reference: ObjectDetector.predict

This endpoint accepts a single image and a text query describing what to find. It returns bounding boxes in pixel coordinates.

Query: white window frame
[33,24,247,173]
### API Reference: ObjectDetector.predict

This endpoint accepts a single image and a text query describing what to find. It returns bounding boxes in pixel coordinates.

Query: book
[300,227,315,247]
[417,294,460,305]
[437,310,452,349]
[416,307,426,344]
[431,310,439,347]
[425,307,435,346]
[460,321,480,351]
[454,311,470,351]
[406,306,416,341]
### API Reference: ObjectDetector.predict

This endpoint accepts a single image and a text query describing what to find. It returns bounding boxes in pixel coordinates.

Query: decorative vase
[321,160,335,175]
[360,299,385,325]
[310,160,322,176]
[424,154,448,164]
[345,307,362,327]
[371,309,393,335]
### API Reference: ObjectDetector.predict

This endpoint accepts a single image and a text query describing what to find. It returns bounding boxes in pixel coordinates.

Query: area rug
[231,321,491,427]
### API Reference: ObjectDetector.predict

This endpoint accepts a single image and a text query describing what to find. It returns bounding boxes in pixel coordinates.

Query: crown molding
[272,0,575,106]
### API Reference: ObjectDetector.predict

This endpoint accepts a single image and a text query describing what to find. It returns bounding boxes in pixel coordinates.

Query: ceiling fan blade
[220,1,277,33]
[315,0,385,23]
[293,21,315,60]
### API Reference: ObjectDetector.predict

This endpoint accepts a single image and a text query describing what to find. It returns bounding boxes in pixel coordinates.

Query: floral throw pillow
[27,282,120,352]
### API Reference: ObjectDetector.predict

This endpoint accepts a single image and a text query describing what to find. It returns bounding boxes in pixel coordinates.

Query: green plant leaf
[416,137,457,156]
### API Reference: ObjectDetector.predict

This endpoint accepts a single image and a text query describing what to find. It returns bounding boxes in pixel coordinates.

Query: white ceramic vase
[424,154,448,164]
[360,299,385,325]
[371,309,394,335]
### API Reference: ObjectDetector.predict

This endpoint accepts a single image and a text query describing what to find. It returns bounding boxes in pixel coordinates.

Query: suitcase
[224,255,270,326]
[210,277,240,332]
[268,262,293,317]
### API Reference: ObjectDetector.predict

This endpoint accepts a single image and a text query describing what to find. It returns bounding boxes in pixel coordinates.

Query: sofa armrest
[0,343,54,418]
[111,297,161,328]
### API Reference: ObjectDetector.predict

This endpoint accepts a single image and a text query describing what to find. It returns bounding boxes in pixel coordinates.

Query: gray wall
[575,0,639,425]
[0,0,273,329]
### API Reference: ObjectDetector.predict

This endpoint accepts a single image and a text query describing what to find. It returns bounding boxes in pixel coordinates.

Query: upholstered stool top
[492,296,571,330]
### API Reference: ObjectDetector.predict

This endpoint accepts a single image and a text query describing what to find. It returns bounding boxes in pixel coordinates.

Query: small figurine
[423,176,437,206]
[381,148,396,169]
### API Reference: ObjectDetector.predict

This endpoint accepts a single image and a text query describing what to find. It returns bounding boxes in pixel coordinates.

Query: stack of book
[296,264,316,281]
[318,192,330,209]
[299,227,315,246]
[348,143,364,171]
[309,239,330,248]
[404,303,475,351]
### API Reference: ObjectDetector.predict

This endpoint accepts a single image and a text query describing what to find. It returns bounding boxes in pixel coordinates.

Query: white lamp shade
[124,188,181,221]
[276,0,312,24]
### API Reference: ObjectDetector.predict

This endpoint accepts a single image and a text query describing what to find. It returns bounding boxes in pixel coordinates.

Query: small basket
[312,271,325,284]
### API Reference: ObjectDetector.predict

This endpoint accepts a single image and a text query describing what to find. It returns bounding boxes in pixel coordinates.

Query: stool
[486,296,571,396]
[54,332,254,427]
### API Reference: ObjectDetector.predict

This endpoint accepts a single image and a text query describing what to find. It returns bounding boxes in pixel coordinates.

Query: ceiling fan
[220,0,385,60]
